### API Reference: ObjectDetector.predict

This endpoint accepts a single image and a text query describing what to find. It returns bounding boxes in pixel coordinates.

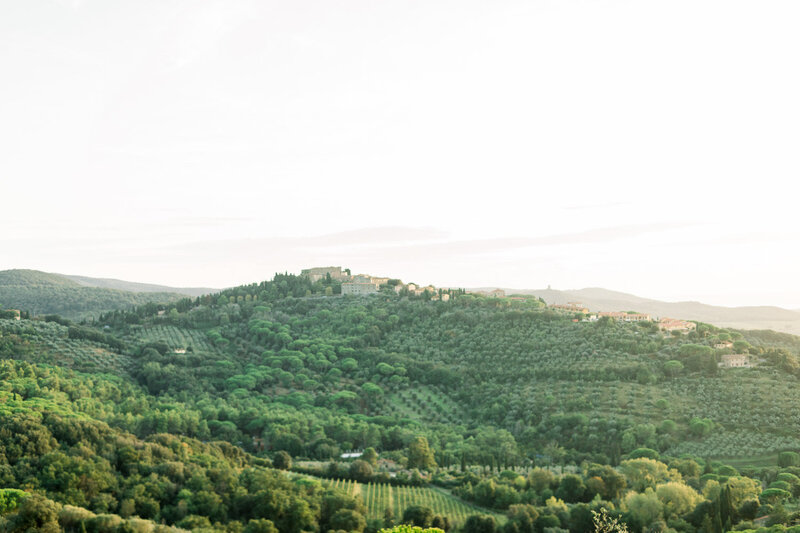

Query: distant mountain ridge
[0,269,218,297]
[467,286,800,335]
[0,269,199,318]
[63,274,216,297]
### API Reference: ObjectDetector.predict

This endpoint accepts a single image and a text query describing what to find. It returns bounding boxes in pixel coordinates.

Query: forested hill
[63,273,216,297]
[5,272,800,531]
[0,269,184,318]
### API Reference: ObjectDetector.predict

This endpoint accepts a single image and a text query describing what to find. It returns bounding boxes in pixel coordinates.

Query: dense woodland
[0,270,183,318]
[3,271,800,532]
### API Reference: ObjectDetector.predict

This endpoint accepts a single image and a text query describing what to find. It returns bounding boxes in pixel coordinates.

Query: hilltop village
[302,266,755,369]
[300,266,464,301]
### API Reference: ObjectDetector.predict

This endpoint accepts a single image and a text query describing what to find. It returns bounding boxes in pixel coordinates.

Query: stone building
[301,266,346,283]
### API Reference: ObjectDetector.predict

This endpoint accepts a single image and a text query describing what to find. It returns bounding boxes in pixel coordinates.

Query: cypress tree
[712,494,723,533]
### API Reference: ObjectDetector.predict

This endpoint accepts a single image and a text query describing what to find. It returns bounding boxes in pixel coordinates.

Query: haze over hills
[0,269,190,318]
[63,273,217,297]
[5,267,800,333]
[479,286,800,335]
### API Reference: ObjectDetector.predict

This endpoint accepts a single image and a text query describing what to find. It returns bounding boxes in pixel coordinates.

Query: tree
[623,489,663,530]
[778,451,800,467]
[760,487,790,504]
[528,468,556,492]
[349,459,374,481]
[554,474,586,503]
[733,340,751,353]
[407,437,437,470]
[655,482,702,518]
[431,515,450,531]
[592,508,629,533]
[463,514,497,533]
[663,360,683,378]
[273,450,292,470]
[245,518,279,533]
[330,509,367,532]
[383,507,395,528]
[688,418,714,437]
[738,499,759,521]
[402,505,434,528]
[506,504,539,533]
[620,458,680,492]
[362,447,378,466]
[629,448,660,460]
[361,382,384,402]
[667,458,700,480]
[587,464,627,500]
[6,494,61,533]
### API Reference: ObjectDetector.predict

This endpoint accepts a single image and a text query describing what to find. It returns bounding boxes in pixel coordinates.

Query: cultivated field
[324,478,504,527]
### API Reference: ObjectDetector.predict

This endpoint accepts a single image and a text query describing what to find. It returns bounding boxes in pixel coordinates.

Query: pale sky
[2,1,800,307]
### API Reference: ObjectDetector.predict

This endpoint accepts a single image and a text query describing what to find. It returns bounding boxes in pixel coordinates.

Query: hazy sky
[2,1,799,307]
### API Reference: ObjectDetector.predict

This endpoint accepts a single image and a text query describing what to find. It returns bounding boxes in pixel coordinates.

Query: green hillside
[0,269,184,318]
[0,269,81,287]
[93,275,800,464]
[3,271,800,531]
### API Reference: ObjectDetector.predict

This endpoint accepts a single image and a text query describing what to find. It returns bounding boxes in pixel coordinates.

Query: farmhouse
[719,353,754,368]
[659,318,697,333]
[714,341,734,349]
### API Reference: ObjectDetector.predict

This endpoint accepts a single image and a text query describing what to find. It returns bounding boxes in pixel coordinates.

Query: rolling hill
[4,270,800,531]
[0,269,187,318]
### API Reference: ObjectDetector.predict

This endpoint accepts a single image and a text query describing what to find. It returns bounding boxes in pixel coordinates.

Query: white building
[341,282,378,296]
